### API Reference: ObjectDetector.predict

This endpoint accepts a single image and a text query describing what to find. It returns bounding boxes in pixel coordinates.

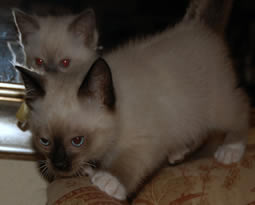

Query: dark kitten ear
[12,9,40,44]
[15,65,45,108]
[68,9,98,48]
[78,58,115,110]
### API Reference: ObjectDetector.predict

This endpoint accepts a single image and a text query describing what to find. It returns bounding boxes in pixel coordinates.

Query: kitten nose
[50,140,71,171]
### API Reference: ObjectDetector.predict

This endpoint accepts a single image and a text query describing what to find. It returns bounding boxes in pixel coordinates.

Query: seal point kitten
[12,8,99,73]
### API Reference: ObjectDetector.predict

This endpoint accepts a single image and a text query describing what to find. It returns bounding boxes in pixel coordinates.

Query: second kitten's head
[13,9,98,73]
[16,58,116,180]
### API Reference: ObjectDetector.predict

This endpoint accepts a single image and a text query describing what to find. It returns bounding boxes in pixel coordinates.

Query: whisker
[39,164,47,169]
[38,160,46,165]
[37,160,55,182]
[74,168,83,178]
[45,172,49,180]
[41,167,48,176]
[41,166,47,173]
[78,169,84,177]
[82,161,96,168]
[39,167,46,172]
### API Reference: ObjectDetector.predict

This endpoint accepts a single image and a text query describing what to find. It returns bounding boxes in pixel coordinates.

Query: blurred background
[0,0,255,105]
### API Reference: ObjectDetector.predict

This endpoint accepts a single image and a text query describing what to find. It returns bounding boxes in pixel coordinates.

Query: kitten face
[16,59,116,179]
[13,9,98,73]
[32,106,116,178]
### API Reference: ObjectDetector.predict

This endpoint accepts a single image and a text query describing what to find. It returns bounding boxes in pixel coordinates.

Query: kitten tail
[184,0,233,34]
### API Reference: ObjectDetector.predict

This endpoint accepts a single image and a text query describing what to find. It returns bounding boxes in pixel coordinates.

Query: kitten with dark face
[15,0,249,201]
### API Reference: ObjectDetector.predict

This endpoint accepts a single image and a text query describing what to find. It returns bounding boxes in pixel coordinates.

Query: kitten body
[19,20,249,199]
[16,0,249,200]
[98,20,249,194]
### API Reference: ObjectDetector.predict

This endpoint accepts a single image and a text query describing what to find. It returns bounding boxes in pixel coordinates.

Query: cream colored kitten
[12,8,98,73]
[16,0,249,201]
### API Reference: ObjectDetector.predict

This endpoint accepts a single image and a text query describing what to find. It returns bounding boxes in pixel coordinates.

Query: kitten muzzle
[52,159,71,171]
[50,147,72,172]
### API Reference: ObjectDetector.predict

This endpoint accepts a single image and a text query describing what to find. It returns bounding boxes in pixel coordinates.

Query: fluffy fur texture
[16,0,249,200]
[12,8,98,72]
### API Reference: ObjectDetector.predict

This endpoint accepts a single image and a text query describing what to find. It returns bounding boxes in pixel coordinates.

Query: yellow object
[16,102,29,123]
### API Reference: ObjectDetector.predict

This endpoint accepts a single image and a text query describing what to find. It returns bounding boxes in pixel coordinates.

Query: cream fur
[25,16,97,70]
[12,9,98,72]
[100,21,249,192]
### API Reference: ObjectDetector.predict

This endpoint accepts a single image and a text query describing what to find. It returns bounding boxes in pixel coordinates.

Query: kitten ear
[78,58,115,110]
[68,9,98,48]
[15,65,45,108]
[12,9,40,44]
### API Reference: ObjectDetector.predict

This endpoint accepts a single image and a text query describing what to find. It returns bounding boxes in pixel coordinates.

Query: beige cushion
[134,145,255,205]
[47,133,255,205]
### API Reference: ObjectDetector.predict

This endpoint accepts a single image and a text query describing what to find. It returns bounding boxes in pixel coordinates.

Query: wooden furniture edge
[0,82,24,102]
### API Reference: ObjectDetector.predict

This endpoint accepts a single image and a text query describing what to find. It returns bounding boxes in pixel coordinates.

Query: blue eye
[40,138,50,146]
[71,136,84,147]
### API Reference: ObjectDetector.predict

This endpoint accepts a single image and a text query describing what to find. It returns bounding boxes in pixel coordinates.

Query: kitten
[12,8,99,73]
[11,8,99,130]
[16,0,249,201]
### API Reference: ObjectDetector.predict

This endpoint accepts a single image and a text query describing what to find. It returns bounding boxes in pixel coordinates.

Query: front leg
[83,164,127,200]
[92,145,165,200]
[91,170,127,200]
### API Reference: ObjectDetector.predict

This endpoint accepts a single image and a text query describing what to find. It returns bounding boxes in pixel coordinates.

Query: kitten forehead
[31,107,88,137]
[31,104,111,140]
[30,81,112,135]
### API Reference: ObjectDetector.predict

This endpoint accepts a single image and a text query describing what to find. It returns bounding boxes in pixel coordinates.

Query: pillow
[134,145,255,205]
[47,139,255,205]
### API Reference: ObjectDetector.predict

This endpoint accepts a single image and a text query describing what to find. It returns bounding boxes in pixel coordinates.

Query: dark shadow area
[15,0,189,50]
[226,0,255,105]
[0,0,255,105]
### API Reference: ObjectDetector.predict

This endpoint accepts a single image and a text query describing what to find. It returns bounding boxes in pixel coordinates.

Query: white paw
[214,143,246,165]
[83,166,95,177]
[168,148,189,164]
[91,171,127,200]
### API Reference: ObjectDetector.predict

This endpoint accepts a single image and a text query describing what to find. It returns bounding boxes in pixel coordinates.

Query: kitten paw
[214,143,245,165]
[91,171,127,200]
[83,166,95,177]
[168,148,190,164]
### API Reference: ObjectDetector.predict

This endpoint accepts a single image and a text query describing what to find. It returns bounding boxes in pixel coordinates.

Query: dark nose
[52,160,70,170]
[50,141,71,171]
